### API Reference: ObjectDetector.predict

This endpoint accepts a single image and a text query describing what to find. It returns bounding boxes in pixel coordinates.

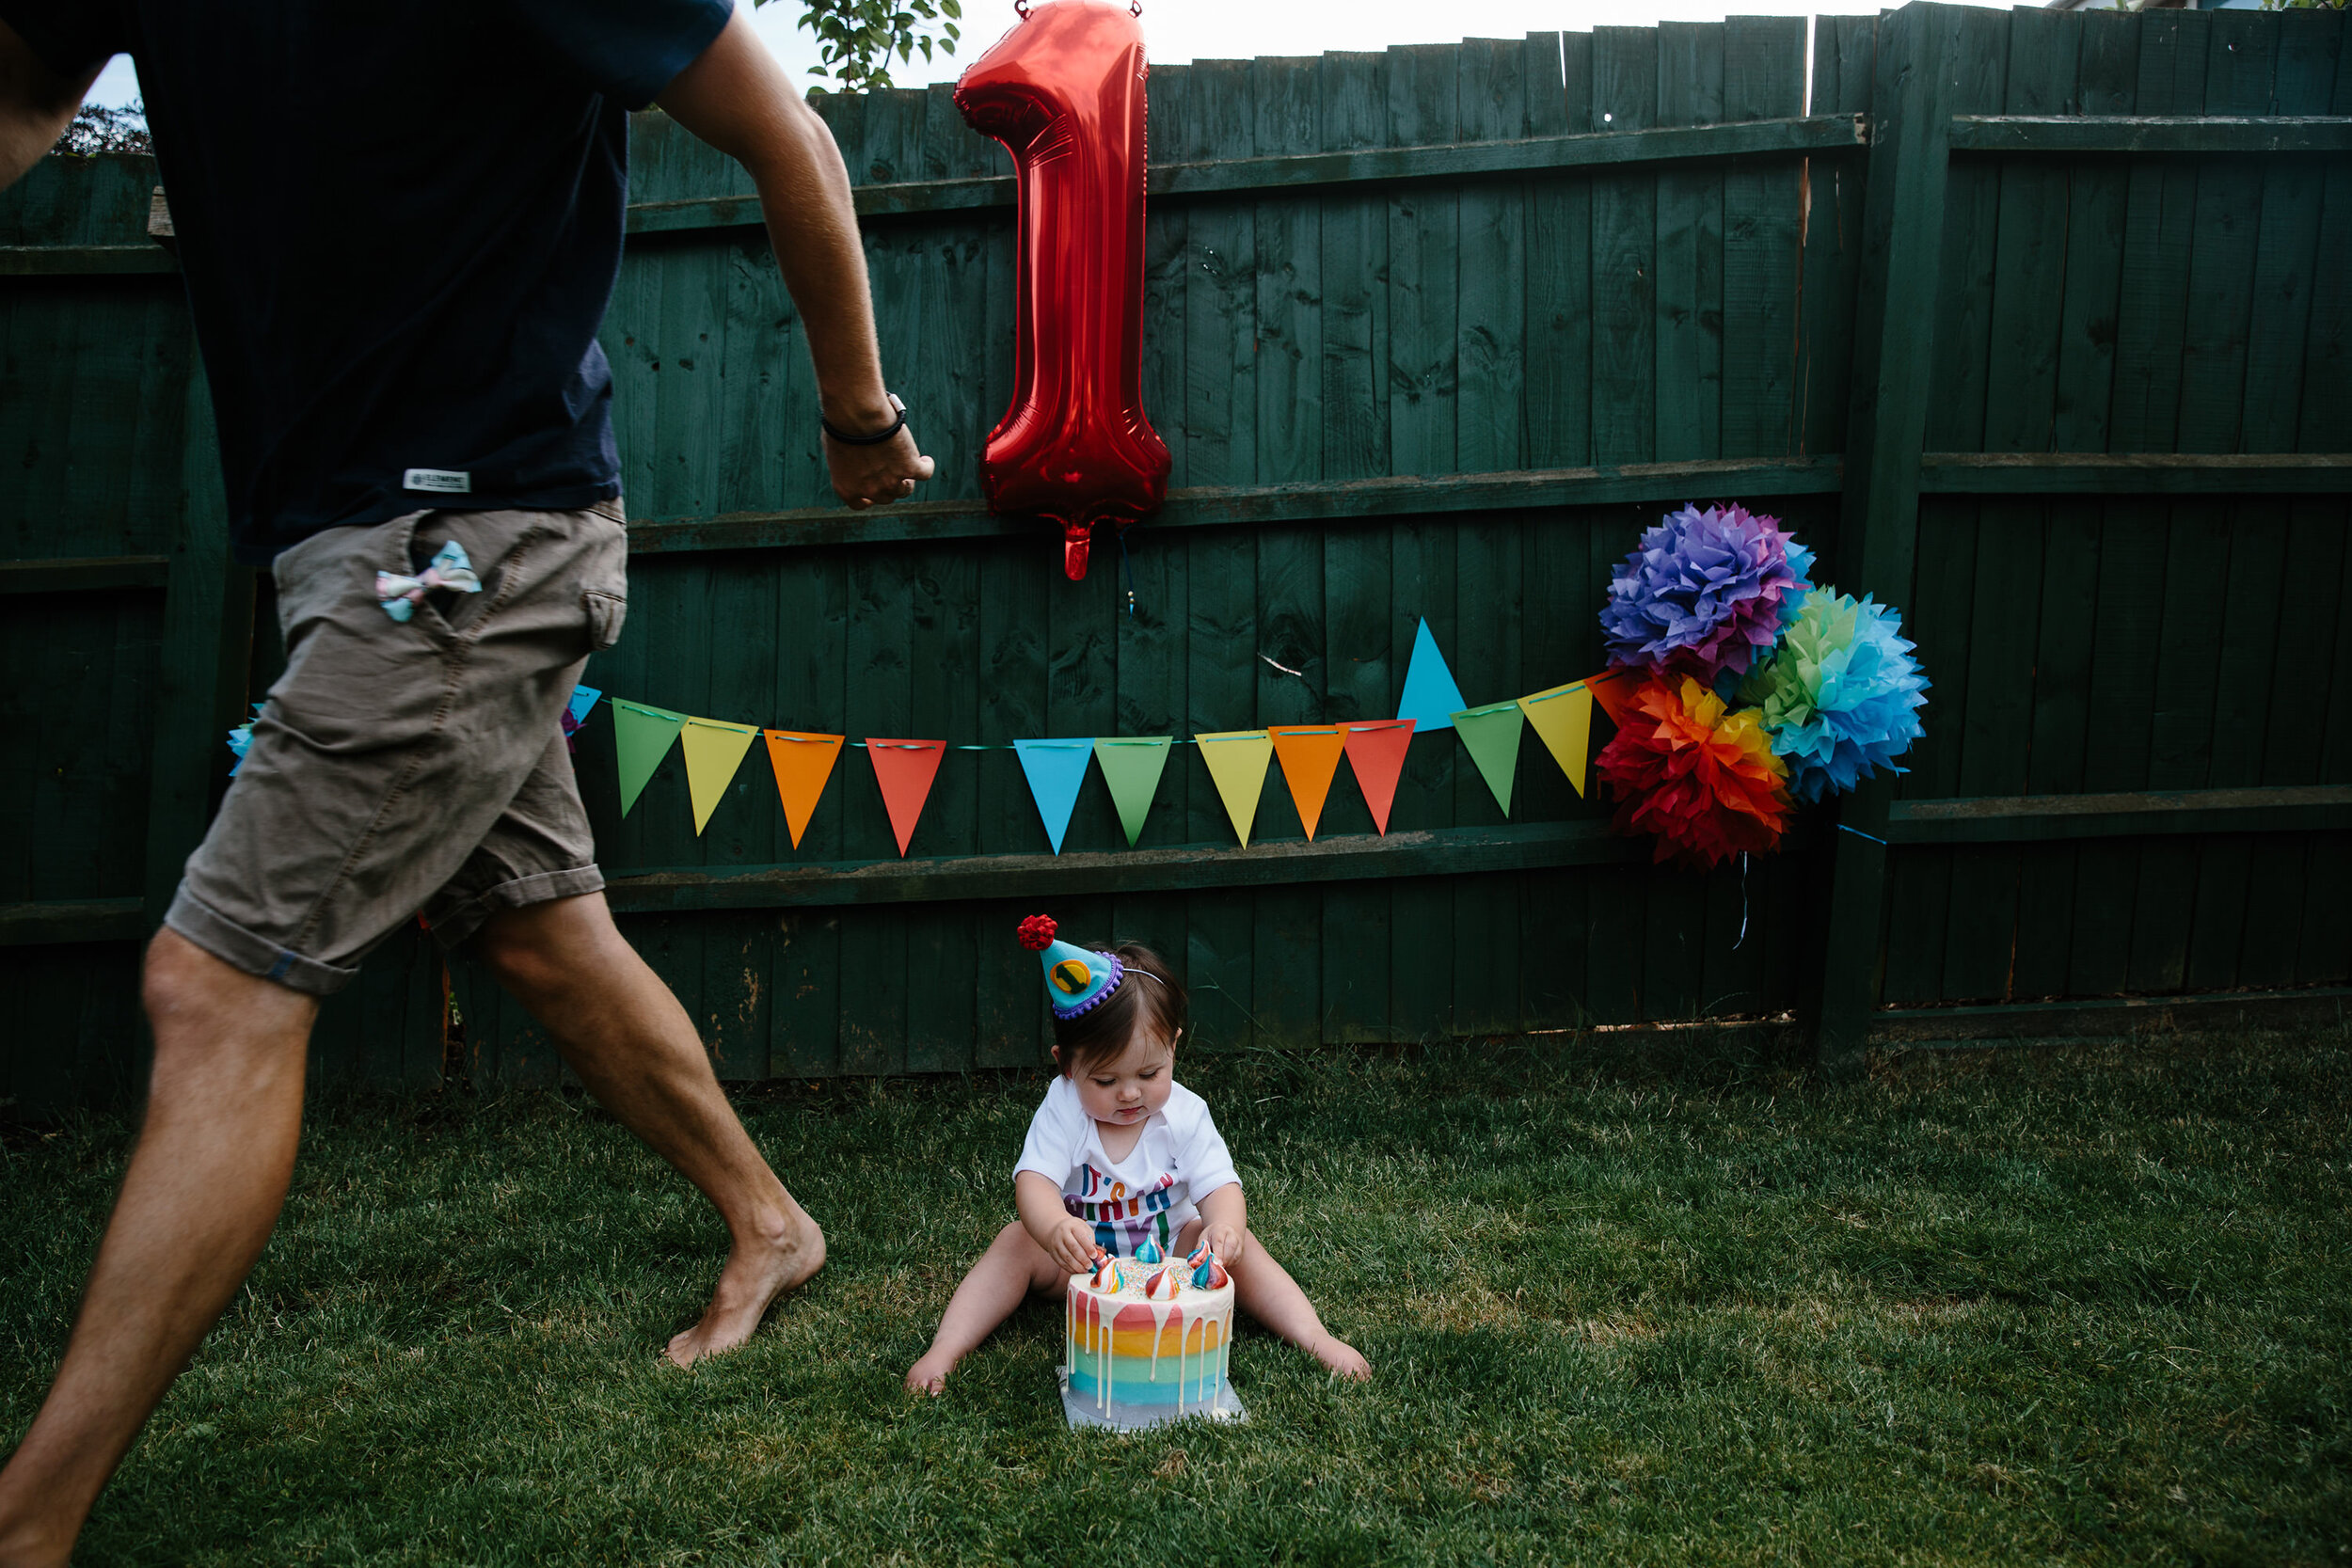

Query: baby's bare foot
[1310,1335,1372,1381]
[904,1352,955,1396]
[664,1196,826,1370]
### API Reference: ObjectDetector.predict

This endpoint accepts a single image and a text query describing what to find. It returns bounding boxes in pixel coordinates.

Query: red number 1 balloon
[956,1,1171,581]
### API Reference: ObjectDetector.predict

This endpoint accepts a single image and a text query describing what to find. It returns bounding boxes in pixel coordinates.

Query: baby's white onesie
[1013,1074,1241,1258]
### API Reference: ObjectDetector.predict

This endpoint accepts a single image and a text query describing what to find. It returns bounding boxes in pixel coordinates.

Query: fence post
[1808,2,1958,1075]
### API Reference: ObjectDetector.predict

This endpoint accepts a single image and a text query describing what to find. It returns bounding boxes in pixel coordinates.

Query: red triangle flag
[1586,666,1645,728]
[865,738,945,857]
[1341,719,1415,835]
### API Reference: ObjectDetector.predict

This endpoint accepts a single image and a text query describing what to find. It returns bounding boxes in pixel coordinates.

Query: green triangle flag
[679,718,760,835]
[1194,729,1274,847]
[611,700,687,817]
[1452,700,1526,816]
[1092,737,1172,847]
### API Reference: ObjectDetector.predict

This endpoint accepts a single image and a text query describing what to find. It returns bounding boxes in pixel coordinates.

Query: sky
[86,0,2046,112]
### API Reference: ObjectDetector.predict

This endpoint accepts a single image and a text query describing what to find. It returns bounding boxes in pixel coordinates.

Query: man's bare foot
[903,1350,956,1396]
[664,1196,825,1369]
[1309,1334,1372,1381]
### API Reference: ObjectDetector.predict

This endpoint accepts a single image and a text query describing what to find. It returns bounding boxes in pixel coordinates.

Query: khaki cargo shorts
[165,502,629,995]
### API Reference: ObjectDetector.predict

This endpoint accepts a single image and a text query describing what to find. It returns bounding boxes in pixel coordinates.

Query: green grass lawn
[4,1031,2347,1566]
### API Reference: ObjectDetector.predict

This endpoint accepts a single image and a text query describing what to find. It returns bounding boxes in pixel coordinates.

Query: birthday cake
[1063,1243,1240,1427]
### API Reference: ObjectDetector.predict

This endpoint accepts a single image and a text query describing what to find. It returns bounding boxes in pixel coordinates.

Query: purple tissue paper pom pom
[1597,504,1814,684]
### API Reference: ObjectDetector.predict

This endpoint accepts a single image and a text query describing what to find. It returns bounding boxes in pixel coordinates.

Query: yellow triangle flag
[1268,725,1348,840]
[763,729,844,849]
[1194,729,1274,847]
[678,718,760,834]
[1518,681,1594,797]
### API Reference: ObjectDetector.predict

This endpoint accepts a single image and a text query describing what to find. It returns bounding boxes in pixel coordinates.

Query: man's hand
[659,8,933,511]
[823,398,934,510]
[0,22,101,194]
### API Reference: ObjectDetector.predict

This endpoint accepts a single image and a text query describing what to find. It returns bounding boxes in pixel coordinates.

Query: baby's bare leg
[905,1221,1068,1394]
[1173,1218,1371,1381]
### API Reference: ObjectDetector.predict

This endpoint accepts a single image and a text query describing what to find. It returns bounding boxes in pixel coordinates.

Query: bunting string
[517,618,1612,859]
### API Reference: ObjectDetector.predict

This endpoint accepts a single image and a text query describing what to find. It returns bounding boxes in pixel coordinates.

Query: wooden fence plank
[1385,43,1461,1044]
[1450,40,1529,1037]
[1590,26,1660,468]
[1721,15,1805,461]
[2108,8,2210,455]
[1797,14,1877,458]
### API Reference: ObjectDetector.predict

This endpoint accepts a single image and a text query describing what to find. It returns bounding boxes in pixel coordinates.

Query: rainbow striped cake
[1063,1249,1237,1423]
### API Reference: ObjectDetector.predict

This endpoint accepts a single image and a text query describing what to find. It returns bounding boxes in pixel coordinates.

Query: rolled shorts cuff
[164,884,363,997]
[425,864,607,952]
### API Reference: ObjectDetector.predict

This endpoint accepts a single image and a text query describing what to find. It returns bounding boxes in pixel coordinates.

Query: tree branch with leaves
[763,0,962,95]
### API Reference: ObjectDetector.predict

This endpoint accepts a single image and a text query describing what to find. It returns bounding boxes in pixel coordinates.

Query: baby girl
[905,916,1370,1393]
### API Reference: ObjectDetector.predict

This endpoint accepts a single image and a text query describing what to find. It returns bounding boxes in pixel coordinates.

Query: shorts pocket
[582,589,628,651]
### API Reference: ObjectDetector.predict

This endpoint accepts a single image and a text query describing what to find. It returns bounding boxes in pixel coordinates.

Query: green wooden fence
[3,3,2347,1110]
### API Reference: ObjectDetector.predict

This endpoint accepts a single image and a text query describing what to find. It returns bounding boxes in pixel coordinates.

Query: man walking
[0,3,931,1560]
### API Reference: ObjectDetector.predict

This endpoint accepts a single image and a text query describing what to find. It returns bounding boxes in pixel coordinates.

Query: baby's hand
[1043,1216,1099,1275]
[1201,1222,1244,1262]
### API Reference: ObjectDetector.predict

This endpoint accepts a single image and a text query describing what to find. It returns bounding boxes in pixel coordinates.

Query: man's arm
[659,7,933,510]
[0,20,100,192]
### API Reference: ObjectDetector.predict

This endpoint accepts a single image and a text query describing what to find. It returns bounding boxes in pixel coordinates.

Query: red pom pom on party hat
[1017,914,1058,951]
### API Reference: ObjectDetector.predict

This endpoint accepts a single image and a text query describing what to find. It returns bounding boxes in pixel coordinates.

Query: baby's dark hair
[1054,942,1188,1078]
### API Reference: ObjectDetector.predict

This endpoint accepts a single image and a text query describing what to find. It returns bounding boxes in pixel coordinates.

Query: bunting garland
[568,618,1677,853]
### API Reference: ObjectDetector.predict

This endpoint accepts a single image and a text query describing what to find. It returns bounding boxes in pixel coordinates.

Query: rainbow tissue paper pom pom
[1599,504,1815,684]
[1595,674,1793,868]
[1737,588,1931,804]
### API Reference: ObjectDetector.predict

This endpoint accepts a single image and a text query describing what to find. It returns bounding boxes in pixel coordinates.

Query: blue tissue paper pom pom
[1738,588,1931,804]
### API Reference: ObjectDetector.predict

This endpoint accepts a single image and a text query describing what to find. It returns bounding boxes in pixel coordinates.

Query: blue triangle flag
[1396,618,1468,733]
[566,685,602,728]
[1014,738,1095,854]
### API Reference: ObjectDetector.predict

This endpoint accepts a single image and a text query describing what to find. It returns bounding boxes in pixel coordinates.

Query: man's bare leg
[0,930,318,1568]
[469,892,823,1368]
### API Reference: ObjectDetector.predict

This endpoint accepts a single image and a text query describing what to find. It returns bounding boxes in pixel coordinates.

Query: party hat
[1016,913,1123,1021]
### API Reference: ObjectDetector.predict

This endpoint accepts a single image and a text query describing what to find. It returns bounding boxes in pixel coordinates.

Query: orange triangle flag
[1586,666,1645,728]
[763,730,844,849]
[865,737,945,857]
[1341,719,1415,835]
[1267,725,1349,840]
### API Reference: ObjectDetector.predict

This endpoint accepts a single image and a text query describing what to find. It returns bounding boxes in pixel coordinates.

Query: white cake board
[1058,1364,1248,1433]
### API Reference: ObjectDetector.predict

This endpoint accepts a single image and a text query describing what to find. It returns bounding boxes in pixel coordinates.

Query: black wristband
[821,393,907,446]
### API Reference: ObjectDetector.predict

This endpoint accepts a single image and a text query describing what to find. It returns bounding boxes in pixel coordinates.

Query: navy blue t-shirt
[6,0,733,562]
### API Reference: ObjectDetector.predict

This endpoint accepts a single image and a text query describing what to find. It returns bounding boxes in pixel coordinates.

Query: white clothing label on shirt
[403,467,472,494]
